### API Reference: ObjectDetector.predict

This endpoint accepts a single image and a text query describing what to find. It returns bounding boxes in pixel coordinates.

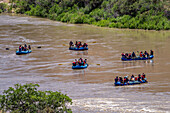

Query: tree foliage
[10,0,170,30]
[0,83,72,113]
[0,3,7,13]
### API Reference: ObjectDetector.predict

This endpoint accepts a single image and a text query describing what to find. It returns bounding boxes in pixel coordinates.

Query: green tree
[0,3,7,13]
[0,83,72,113]
[11,0,170,30]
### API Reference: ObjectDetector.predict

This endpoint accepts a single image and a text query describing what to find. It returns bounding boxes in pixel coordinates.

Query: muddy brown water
[0,14,170,112]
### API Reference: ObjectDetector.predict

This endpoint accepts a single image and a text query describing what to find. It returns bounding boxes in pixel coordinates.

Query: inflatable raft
[121,55,154,61]
[69,46,88,51]
[16,50,32,55]
[114,80,148,86]
[72,63,88,69]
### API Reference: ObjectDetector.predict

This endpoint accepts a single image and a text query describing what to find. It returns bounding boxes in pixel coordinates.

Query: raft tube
[121,55,154,61]
[72,64,88,69]
[69,47,88,51]
[114,80,148,86]
[16,50,32,55]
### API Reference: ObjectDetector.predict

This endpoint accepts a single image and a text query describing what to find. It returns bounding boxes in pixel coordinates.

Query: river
[0,14,170,112]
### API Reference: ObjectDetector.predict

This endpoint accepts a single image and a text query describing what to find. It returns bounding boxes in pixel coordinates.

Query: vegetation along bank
[0,83,72,112]
[0,0,170,30]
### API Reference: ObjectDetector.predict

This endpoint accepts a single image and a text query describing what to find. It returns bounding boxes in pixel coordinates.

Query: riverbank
[0,0,170,30]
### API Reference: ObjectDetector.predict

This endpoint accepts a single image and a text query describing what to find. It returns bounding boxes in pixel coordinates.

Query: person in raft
[28,45,31,50]
[114,73,147,83]
[23,44,28,51]
[24,43,27,48]
[132,52,136,58]
[72,58,87,66]
[115,76,118,83]
[83,43,88,48]
[21,45,24,51]
[75,41,78,47]
[69,41,73,48]
[19,45,22,52]
[119,77,123,83]
[130,74,135,81]
[19,45,25,51]
[150,50,154,55]
[121,52,125,58]
[124,76,129,83]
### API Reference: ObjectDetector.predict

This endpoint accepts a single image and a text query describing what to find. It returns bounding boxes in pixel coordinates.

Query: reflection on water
[0,14,170,112]
[122,60,154,67]
[70,51,88,55]
[72,70,86,80]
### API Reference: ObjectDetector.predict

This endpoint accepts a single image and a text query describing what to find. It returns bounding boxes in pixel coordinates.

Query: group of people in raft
[115,73,147,84]
[72,58,87,66]
[69,41,88,48]
[121,50,154,59]
[18,44,31,52]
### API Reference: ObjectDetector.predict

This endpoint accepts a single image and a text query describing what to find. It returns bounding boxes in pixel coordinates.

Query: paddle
[57,63,100,66]
[90,41,97,44]
[58,63,72,65]
[5,46,41,50]
[89,63,100,66]
[62,41,97,47]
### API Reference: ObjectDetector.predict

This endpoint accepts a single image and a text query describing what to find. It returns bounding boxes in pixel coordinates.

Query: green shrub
[70,14,84,24]
[61,12,73,22]
[0,83,72,113]
[56,13,66,21]
[87,17,96,24]
[11,0,170,30]
[0,3,7,13]
[94,20,110,27]
[119,15,132,24]
[109,22,116,28]
[123,23,130,28]
[89,8,105,21]
[116,22,123,28]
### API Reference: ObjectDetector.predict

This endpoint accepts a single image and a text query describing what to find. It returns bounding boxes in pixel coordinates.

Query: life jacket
[138,77,141,81]
[119,78,122,82]
[140,53,142,57]
[135,77,137,81]
[131,77,134,81]
[124,78,126,82]
[141,75,145,80]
